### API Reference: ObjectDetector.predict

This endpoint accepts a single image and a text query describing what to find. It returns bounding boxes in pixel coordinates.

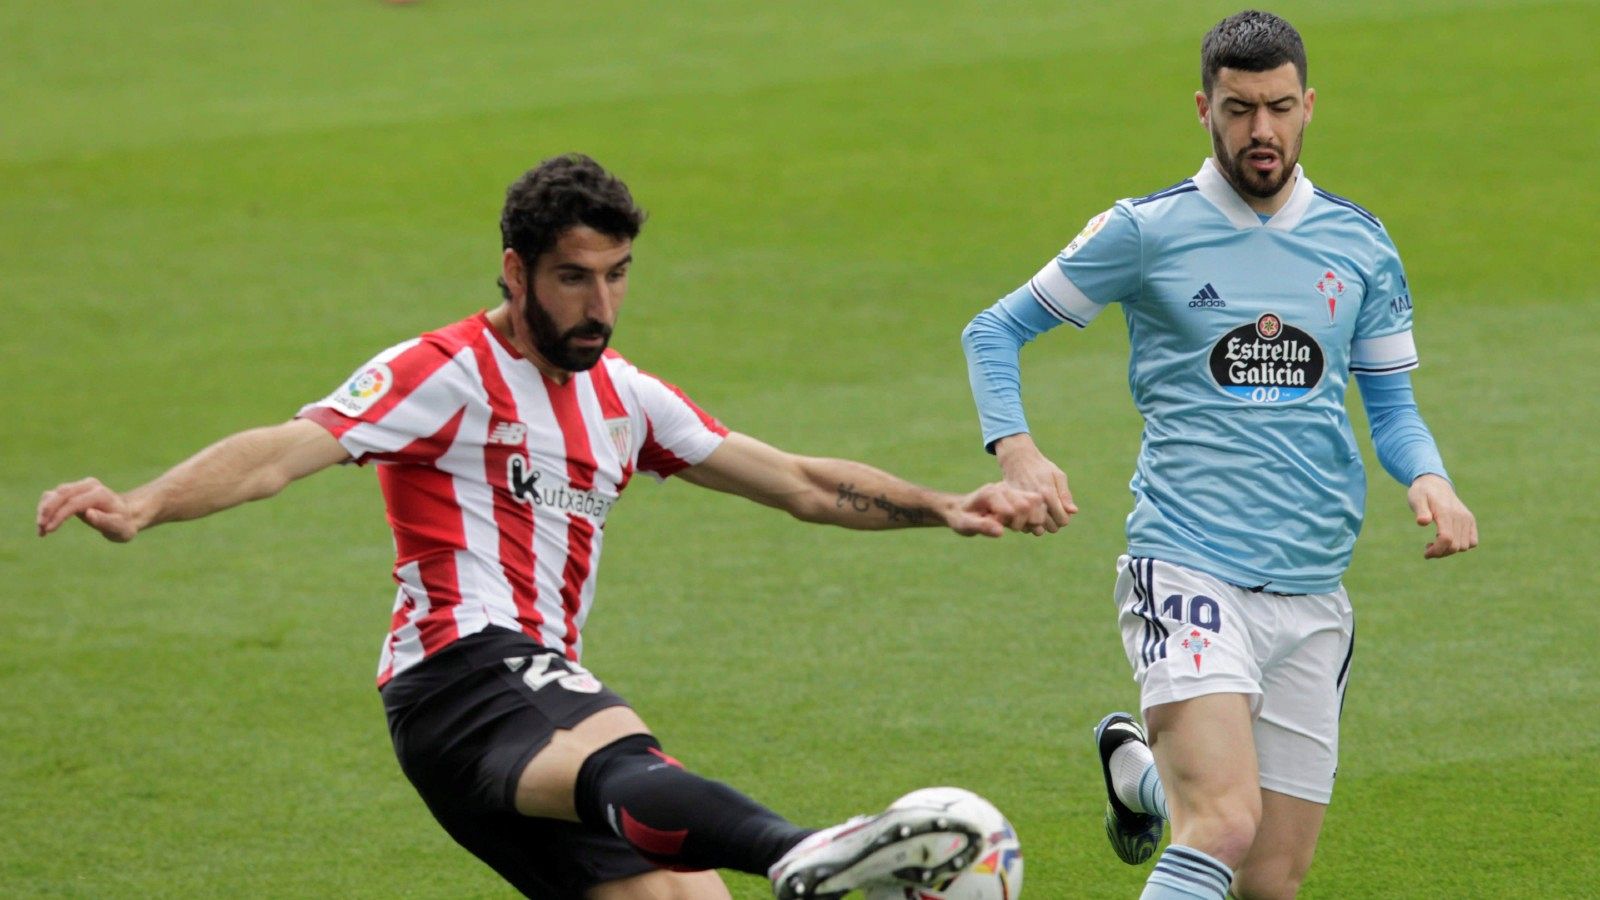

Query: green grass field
[4,1,1597,896]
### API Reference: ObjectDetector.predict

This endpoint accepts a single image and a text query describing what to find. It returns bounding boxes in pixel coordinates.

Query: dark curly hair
[497,154,646,299]
[1201,10,1307,97]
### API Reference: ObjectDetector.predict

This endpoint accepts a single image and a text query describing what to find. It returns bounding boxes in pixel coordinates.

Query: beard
[522,290,612,373]
[1212,123,1303,200]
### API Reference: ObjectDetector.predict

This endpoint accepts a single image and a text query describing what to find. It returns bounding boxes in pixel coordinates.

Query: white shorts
[1114,555,1355,804]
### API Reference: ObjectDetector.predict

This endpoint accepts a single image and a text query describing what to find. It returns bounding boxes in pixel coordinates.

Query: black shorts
[381,627,654,898]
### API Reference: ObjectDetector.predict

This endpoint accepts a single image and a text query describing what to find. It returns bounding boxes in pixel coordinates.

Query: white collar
[1192,158,1313,231]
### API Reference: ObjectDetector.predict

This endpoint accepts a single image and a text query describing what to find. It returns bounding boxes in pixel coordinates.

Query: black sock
[573,734,812,874]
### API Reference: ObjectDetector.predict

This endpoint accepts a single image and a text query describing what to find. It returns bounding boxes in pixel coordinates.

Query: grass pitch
[4,1,1597,897]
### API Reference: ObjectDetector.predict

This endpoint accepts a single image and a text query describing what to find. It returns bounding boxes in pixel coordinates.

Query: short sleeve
[298,338,470,464]
[632,371,729,479]
[1028,203,1142,327]
[1350,229,1419,375]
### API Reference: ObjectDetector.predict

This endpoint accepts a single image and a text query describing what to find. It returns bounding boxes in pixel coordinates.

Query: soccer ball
[864,787,1023,900]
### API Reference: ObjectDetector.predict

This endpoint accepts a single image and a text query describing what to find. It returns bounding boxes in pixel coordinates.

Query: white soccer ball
[864,787,1023,900]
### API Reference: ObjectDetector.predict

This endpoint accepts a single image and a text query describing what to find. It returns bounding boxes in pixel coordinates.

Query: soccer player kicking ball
[962,11,1477,899]
[38,154,1047,900]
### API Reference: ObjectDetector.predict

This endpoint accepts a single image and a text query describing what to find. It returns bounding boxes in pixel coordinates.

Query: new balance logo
[488,421,528,446]
[1189,283,1226,308]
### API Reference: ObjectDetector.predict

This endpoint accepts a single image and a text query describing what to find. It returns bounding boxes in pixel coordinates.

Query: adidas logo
[1189,283,1226,308]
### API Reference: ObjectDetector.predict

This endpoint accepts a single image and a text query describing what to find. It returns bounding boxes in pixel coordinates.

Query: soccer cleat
[1095,711,1164,865]
[769,804,983,899]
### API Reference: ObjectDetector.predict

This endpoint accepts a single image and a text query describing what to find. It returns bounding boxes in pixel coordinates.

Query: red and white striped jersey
[299,312,728,686]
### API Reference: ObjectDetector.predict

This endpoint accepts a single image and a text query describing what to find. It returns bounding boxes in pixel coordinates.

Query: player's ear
[502,248,528,298]
[1195,91,1210,127]
[1304,87,1315,125]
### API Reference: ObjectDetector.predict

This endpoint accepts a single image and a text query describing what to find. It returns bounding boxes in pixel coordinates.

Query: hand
[947,482,1049,537]
[993,434,1077,534]
[1406,474,1478,559]
[37,477,146,542]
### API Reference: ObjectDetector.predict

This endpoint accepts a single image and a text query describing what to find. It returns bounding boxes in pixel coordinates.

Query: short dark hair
[497,153,646,299]
[1201,10,1307,96]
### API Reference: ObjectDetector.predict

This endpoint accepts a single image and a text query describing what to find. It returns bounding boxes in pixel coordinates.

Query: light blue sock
[1139,844,1233,900]
[1111,742,1170,820]
[1137,761,1169,820]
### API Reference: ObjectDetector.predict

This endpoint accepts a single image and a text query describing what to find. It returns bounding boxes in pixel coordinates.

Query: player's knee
[1231,869,1304,900]
[1178,802,1261,868]
[1232,850,1311,899]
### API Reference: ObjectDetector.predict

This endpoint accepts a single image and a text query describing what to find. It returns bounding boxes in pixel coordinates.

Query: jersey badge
[1316,270,1345,324]
[330,363,393,416]
[1207,313,1326,404]
[605,416,632,459]
[1061,210,1111,259]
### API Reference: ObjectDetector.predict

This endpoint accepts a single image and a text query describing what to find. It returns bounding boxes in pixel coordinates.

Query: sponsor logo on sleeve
[329,363,393,416]
[1061,210,1111,259]
[1207,313,1325,403]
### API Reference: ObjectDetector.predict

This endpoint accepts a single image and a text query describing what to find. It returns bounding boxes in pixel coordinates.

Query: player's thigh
[516,704,654,818]
[1232,789,1327,900]
[1253,589,1353,805]
[586,869,732,900]
[1146,692,1260,800]
[426,804,658,898]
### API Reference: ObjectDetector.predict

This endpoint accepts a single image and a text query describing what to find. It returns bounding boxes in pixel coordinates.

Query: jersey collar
[1193,158,1314,231]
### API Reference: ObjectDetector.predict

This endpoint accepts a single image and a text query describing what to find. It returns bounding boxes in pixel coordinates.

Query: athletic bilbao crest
[1316,270,1345,324]
[1207,312,1325,403]
[1181,629,1211,672]
[605,416,632,459]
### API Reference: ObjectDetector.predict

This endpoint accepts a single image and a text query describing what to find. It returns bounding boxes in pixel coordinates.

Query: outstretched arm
[36,417,350,542]
[676,432,1046,537]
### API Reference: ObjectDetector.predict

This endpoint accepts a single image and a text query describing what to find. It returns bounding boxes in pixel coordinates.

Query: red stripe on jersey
[546,376,598,660]
[374,406,466,565]
[298,405,362,440]
[638,420,691,478]
[372,406,466,466]
[382,463,465,654]
[588,357,635,489]
[471,338,544,640]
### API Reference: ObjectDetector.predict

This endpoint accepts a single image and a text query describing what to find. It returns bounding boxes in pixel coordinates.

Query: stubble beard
[1212,123,1304,200]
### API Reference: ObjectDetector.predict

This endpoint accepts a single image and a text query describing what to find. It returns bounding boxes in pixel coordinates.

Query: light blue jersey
[966,160,1439,593]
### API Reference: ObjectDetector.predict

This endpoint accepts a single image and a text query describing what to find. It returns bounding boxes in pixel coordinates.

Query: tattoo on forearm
[836,483,931,525]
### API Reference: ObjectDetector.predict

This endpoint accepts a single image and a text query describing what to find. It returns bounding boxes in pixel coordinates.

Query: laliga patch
[1061,209,1111,259]
[1208,313,1325,403]
[329,362,393,416]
